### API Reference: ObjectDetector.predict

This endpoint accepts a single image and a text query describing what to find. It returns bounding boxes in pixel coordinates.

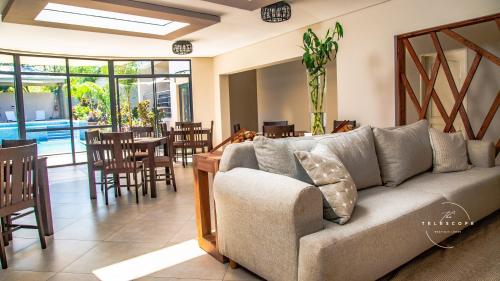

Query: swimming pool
[0,119,90,157]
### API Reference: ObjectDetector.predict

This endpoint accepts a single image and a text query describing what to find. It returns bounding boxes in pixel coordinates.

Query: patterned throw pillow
[294,150,357,224]
[429,128,469,173]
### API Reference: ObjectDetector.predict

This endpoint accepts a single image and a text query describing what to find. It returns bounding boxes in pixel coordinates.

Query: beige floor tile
[168,222,198,244]
[48,272,100,281]
[4,238,38,257]
[105,221,185,244]
[223,268,263,280]
[7,239,97,272]
[62,241,165,274]
[53,218,125,241]
[149,254,228,280]
[137,278,220,281]
[0,270,55,281]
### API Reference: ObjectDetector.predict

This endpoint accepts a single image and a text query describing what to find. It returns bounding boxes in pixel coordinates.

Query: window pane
[154,60,190,74]
[74,127,111,163]
[69,59,109,75]
[0,74,18,141]
[70,76,111,126]
[22,75,70,129]
[117,78,154,130]
[20,56,66,73]
[28,130,73,165]
[0,54,14,72]
[114,61,151,75]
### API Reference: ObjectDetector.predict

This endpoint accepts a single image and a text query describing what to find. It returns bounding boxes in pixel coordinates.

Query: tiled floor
[0,164,262,281]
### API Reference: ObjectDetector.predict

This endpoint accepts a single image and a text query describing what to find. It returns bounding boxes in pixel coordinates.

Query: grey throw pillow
[316,126,382,189]
[253,136,317,184]
[373,120,432,187]
[466,140,495,168]
[294,148,357,225]
[429,128,469,173]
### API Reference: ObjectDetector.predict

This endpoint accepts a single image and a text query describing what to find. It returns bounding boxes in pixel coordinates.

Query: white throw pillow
[294,147,357,225]
[429,128,469,173]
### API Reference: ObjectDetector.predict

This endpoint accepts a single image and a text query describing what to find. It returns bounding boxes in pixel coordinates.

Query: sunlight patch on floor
[92,239,205,281]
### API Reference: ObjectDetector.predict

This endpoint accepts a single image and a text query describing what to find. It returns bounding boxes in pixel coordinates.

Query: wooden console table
[193,151,227,263]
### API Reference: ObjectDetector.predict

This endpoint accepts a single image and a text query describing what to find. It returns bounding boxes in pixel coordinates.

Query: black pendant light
[172,40,193,55]
[261,1,291,23]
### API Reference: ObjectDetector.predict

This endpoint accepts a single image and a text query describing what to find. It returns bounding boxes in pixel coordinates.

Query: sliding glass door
[0,51,192,166]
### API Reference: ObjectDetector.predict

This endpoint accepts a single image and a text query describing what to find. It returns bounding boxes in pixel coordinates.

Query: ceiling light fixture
[35,3,189,35]
[172,41,193,55]
[261,1,291,23]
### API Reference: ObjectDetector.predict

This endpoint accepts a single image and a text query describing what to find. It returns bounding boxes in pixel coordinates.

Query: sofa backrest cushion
[372,120,432,186]
[253,136,317,184]
[316,126,382,189]
[219,142,259,172]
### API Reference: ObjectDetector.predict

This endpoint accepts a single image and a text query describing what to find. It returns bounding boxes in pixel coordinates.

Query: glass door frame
[113,60,193,132]
[0,51,192,167]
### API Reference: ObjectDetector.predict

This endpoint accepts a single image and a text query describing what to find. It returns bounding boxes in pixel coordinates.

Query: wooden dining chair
[1,139,37,148]
[85,130,106,194]
[0,144,46,269]
[143,127,177,192]
[263,124,295,139]
[131,126,154,138]
[130,126,155,160]
[180,122,203,165]
[233,123,241,134]
[100,132,145,205]
[262,121,288,134]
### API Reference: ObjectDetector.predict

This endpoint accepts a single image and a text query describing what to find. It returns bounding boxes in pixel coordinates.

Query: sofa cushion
[466,140,496,168]
[398,166,500,221]
[219,142,259,172]
[316,126,382,189]
[429,128,468,173]
[298,185,446,281]
[253,136,317,184]
[295,149,357,224]
[373,120,432,186]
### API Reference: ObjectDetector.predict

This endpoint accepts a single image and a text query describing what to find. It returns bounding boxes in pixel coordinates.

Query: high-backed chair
[1,139,36,148]
[262,121,288,134]
[99,132,144,205]
[143,127,177,192]
[263,125,295,139]
[0,144,46,269]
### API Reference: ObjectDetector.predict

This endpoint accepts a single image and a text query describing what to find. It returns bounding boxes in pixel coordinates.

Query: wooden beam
[395,37,406,125]
[419,54,440,119]
[444,53,482,132]
[476,91,500,140]
[397,13,500,39]
[401,73,423,114]
[403,38,455,128]
[431,32,475,139]
[442,29,500,67]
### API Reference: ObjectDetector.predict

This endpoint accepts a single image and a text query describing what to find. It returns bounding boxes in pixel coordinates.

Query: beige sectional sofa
[213,124,500,281]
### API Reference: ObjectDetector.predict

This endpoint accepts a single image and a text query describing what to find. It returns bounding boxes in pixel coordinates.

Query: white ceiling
[0,0,388,58]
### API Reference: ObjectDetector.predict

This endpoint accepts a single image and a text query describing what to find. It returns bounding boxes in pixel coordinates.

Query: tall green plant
[302,22,343,134]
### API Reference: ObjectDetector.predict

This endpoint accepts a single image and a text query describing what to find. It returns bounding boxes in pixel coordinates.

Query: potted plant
[302,22,343,134]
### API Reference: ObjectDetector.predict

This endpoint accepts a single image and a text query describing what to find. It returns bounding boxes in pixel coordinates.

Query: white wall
[191,58,216,129]
[256,59,337,132]
[228,70,259,132]
[211,0,500,140]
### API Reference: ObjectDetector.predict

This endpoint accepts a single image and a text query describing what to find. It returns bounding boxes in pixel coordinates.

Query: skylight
[35,3,189,35]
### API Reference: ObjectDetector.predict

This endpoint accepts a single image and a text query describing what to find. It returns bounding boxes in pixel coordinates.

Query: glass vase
[307,69,327,135]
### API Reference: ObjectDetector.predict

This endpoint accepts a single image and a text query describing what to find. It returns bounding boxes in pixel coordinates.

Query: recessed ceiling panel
[2,0,220,39]
[201,0,278,11]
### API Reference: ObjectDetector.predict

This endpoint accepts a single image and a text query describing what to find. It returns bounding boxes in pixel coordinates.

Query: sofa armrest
[214,168,323,281]
[467,140,495,167]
